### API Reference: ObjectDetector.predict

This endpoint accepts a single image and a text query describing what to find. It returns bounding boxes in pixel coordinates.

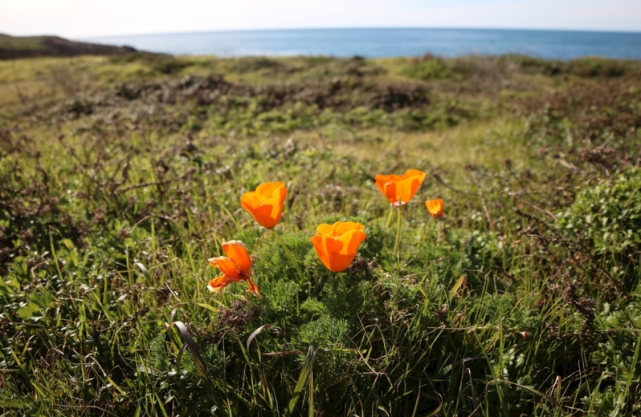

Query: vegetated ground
[0,52,640,416]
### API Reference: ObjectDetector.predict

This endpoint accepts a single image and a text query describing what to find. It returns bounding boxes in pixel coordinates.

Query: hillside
[0,33,137,59]
[0,53,640,415]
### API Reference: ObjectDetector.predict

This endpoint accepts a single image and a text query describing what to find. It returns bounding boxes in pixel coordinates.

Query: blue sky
[1,0,640,38]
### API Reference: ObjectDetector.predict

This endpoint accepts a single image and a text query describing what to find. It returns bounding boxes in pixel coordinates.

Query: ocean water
[85,28,641,60]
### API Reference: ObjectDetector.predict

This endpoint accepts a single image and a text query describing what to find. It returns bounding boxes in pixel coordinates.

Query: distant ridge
[0,34,139,59]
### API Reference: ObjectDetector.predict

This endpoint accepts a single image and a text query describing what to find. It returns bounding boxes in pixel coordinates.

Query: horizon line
[75,26,641,40]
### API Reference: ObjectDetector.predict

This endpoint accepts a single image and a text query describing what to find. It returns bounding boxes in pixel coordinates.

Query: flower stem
[386,206,395,229]
[338,273,348,293]
[393,206,402,255]
[272,229,306,283]
[313,274,328,298]
[437,220,444,243]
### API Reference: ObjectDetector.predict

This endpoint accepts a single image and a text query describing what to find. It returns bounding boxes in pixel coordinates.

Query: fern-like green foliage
[557,168,641,283]
[558,168,641,255]
[262,280,299,323]
[150,334,169,374]
[253,232,313,285]
[296,316,349,350]
[299,298,328,318]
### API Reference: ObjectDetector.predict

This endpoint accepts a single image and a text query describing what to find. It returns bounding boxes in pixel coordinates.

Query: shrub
[402,58,453,80]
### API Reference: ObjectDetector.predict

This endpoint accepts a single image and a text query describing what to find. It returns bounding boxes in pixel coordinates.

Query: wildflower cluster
[208,170,445,295]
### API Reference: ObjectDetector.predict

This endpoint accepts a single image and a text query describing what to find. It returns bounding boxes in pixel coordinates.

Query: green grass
[1,53,641,416]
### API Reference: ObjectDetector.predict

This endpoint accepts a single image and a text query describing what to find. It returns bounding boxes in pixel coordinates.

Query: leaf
[30,291,53,309]
[16,291,54,318]
[167,319,228,414]
[17,302,41,319]
[0,399,26,408]
[416,286,429,299]
[168,320,208,380]
[247,324,272,352]
[61,238,75,250]
[425,398,444,417]
[263,350,303,357]
[308,363,315,417]
[285,346,316,417]
[0,278,20,297]
[135,262,150,279]
[450,274,467,296]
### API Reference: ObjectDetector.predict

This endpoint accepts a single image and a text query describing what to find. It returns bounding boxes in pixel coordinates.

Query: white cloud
[0,0,639,37]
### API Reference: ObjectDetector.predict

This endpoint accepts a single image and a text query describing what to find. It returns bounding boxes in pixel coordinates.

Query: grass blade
[169,321,208,380]
[247,324,272,353]
[168,320,227,414]
[286,346,316,417]
[450,274,467,296]
[308,365,315,417]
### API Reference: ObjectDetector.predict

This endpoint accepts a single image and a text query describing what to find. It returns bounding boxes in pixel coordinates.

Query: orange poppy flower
[208,240,260,297]
[375,169,426,207]
[425,198,444,218]
[241,182,288,228]
[310,222,367,273]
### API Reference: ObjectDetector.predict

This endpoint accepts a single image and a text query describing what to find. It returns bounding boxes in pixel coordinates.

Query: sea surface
[85,28,641,60]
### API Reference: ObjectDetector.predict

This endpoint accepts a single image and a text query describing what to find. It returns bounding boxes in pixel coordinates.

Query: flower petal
[241,192,277,228]
[324,237,346,272]
[404,169,427,180]
[311,234,345,272]
[222,240,252,276]
[375,170,426,205]
[374,174,389,198]
[338,229,367,255]
[310,234,331,270]
[256,182,285,198]
[207,275,234,292]
[316,223,334,235]
[383,181,401,205]
[269,185,287,224]
[208,256,241,279]
[246,277,261,298]
[241,182,287,228]
[331,253,357,272]
[311,222,367,272]
[249,204,277,228]
[241,191,268,210]
[332,221,365,237]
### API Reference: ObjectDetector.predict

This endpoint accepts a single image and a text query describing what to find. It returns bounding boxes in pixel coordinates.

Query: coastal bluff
[0,34,138,59]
